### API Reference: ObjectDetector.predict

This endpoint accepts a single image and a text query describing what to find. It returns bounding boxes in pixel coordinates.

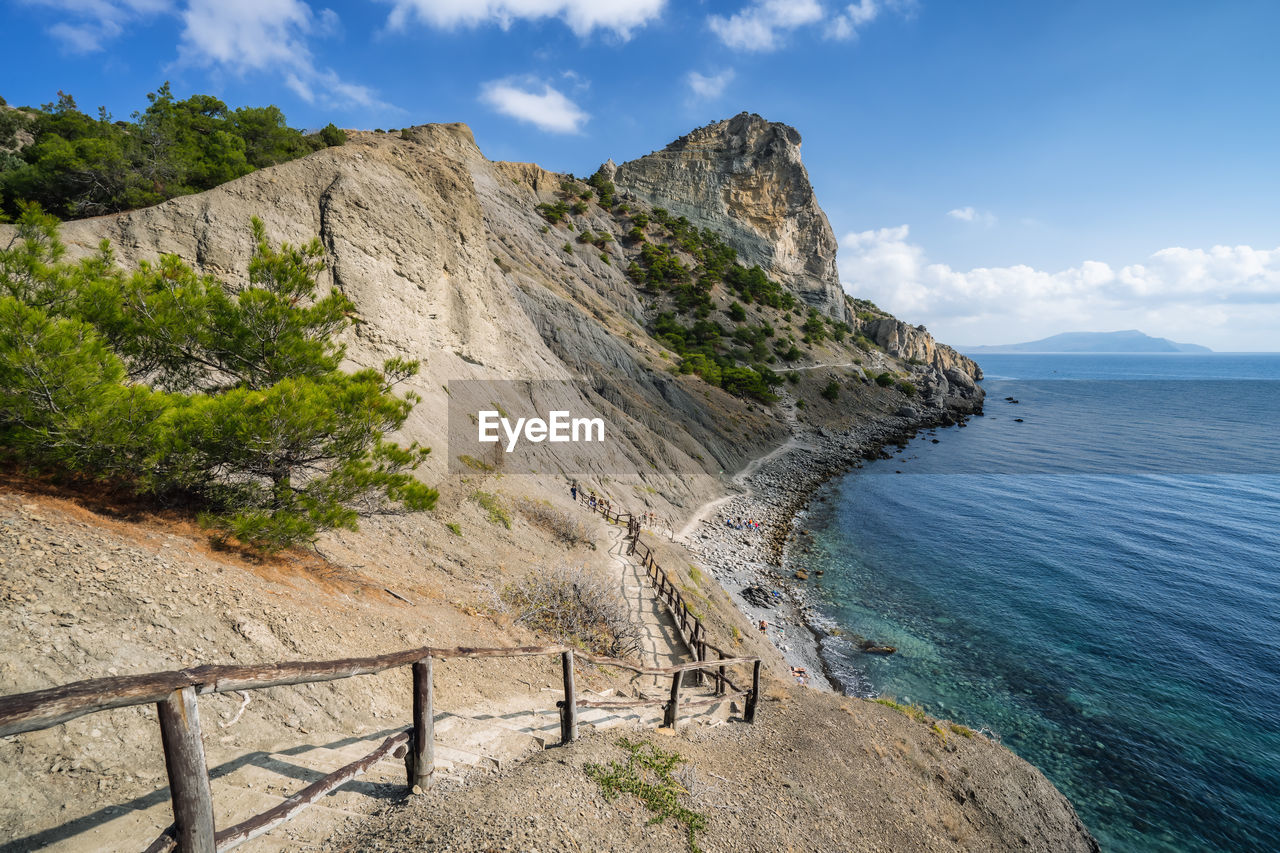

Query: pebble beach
[680,412,964,695]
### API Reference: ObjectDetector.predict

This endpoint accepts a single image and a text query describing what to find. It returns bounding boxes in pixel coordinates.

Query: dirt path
[675,393,809,543]
[603,524,686,674]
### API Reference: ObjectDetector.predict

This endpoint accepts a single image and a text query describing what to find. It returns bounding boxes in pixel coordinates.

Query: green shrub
[445,522,462,536]
[726,302,747,322]
[472,490,511,528]
[536,201,568,223]
[821,379,840,401]
[875,372,895,387]
[586,167,616,207]
[586,739,707,853]
[318,123,346,146]
[897,380,917,396]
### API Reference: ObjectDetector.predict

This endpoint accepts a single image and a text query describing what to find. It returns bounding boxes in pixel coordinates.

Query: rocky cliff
[12,118,981,515]
[614,113,846,319]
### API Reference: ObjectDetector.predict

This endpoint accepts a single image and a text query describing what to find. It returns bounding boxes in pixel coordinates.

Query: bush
[517,498,590,547]
[0,206,437,551]
[726,302,746,322]
[536,201,568,223]
[897,380,917,396]
[586,167,615,207]
[502,566,641,657]
[317,123,346,147]
[472,490,511,528]
[821,379,840,401]
[875,372,895,387]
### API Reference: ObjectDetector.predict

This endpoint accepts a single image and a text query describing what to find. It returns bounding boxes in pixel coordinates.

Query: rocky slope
[330,691,1098,853]
[8,118,980,519]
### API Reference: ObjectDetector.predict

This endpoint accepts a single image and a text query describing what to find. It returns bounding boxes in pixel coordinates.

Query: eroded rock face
[863,316,984,381]
[615,112,845,318]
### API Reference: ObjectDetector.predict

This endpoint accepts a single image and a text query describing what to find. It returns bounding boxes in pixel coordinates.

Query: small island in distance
[961,329,1213,354]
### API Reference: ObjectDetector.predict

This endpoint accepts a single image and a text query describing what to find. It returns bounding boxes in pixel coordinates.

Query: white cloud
[829,0,879,40]
[24,0,174,52]
[177,0,387,109]
[382,0,665,39]
[838,225,1280,350]
[687,69,735,100]
[947,206,998,227]
[709,0,910,51]
[708,0,822,51]
[479,78,589,133]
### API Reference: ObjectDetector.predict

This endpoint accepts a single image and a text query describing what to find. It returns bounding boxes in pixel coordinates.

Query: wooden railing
[0,644,759,853]
[577,494,745,693]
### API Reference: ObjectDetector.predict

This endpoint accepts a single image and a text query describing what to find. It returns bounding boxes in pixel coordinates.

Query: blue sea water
[804,354,1280,852]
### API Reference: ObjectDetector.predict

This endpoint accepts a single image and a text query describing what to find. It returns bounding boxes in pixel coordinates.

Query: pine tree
[0,205,437,551]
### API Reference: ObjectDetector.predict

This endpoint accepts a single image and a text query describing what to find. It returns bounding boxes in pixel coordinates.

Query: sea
[802,354,1280,852]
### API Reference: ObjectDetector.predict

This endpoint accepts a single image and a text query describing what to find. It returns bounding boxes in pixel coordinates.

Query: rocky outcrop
[862,315,983,380]
[614,113,845,319]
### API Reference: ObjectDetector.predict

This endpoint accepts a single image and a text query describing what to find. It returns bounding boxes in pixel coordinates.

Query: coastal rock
[863,315,984,384]
[742,585,776,608]
[615,113,845,318]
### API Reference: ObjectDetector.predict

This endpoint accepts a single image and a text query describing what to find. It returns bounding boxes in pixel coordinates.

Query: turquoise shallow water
[804,354,1280,852]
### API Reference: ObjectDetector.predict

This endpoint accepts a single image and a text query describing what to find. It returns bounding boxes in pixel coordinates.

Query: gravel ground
[327,685,1098,853]
[682,405,967,696]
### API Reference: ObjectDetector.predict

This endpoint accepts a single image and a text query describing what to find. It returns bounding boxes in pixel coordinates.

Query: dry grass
[516,498,591,548]
[501,565,641,658]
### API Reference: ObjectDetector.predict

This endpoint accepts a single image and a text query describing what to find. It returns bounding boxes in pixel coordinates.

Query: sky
[3,0,1279,350]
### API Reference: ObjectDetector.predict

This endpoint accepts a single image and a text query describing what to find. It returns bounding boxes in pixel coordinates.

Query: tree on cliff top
[0,84,344,221]
[0,205,436,552]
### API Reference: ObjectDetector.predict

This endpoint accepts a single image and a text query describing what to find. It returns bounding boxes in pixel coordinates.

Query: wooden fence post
[663,671,682,729]
[157,686,215,853]
[410,657,434,790]
[560,651,578,744]
[744,659,763,723]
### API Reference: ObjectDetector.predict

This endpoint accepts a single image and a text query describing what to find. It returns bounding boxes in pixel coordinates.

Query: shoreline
[681,402,979,695]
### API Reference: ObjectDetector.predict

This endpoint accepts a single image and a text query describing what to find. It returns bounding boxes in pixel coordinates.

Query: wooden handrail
[0,647,757,738]
[577,490,769,713]
[1,639,760,853]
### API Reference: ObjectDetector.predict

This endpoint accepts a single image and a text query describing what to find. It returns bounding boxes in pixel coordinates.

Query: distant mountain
[962,330,1212,354]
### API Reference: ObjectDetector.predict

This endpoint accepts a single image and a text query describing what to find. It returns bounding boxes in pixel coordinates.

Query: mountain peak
[614,115,842,317]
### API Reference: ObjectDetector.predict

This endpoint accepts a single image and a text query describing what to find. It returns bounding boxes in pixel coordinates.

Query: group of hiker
[571,483,612,514]
[570,483,663,533]
[725,515,761,531]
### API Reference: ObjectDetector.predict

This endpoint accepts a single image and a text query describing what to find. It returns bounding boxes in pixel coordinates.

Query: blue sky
[4,0,1279,350]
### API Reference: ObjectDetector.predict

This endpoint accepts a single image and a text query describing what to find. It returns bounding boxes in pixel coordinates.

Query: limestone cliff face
[863,316,983,380]
[2,125,790,513]
[614,113,845,318]
[0,118,983,503]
